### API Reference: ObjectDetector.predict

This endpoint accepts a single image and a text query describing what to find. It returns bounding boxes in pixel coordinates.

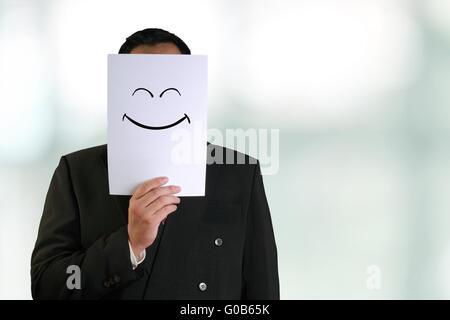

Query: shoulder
[208,143,258,165]
[206,144,263,207]
[63,144,107,163]
[60,144,107,179]
[207,143,259,184]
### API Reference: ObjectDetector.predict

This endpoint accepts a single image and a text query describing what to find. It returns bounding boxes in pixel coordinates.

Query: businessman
[31,28,279,299]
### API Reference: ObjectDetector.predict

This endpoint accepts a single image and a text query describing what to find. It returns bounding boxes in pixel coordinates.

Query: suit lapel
[99,145,130,224]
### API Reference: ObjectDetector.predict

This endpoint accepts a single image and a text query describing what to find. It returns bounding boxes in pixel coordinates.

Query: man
[31,28,279,299]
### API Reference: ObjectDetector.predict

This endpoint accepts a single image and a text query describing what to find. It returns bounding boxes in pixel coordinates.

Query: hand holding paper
[127,176,181,256]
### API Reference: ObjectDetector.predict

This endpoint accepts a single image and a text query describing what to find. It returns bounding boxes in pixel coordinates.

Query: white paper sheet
[107,54,207,196]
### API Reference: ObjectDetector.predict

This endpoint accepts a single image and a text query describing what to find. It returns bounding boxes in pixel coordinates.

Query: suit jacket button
[114,275,121,283]
[198,282,207,291]
[103,280,111,288]
[214,238,223,247]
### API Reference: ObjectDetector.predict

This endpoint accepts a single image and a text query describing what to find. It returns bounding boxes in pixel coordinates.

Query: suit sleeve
[242,161,280,299]
[30,156,144,299]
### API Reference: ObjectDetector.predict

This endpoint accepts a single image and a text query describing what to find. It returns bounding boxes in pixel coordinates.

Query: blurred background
[1,0,450,299]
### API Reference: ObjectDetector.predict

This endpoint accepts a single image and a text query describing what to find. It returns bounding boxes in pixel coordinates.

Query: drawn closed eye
[132,87,154,98]
[159,87,181,98]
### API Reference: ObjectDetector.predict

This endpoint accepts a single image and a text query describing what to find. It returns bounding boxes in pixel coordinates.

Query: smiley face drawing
[122,87,191,130]
[107,54,207,196]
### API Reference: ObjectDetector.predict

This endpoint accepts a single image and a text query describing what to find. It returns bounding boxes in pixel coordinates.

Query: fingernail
[161,177,168,182]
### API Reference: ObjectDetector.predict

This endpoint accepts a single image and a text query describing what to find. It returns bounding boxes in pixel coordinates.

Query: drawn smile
[122,113,191,130]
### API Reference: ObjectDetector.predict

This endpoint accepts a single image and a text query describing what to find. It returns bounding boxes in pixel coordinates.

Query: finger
[145,195,181,215]
[153,204,178,224]
[133,176,168,199]
[137,185,181,208]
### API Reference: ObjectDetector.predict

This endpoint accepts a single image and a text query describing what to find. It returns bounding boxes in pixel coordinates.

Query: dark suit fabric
[31,144,279,299]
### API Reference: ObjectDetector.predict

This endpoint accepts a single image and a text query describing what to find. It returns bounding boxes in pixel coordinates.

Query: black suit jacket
[31,144,279,299]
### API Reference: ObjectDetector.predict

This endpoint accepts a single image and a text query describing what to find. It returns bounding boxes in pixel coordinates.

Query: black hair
[118,28,191,54]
